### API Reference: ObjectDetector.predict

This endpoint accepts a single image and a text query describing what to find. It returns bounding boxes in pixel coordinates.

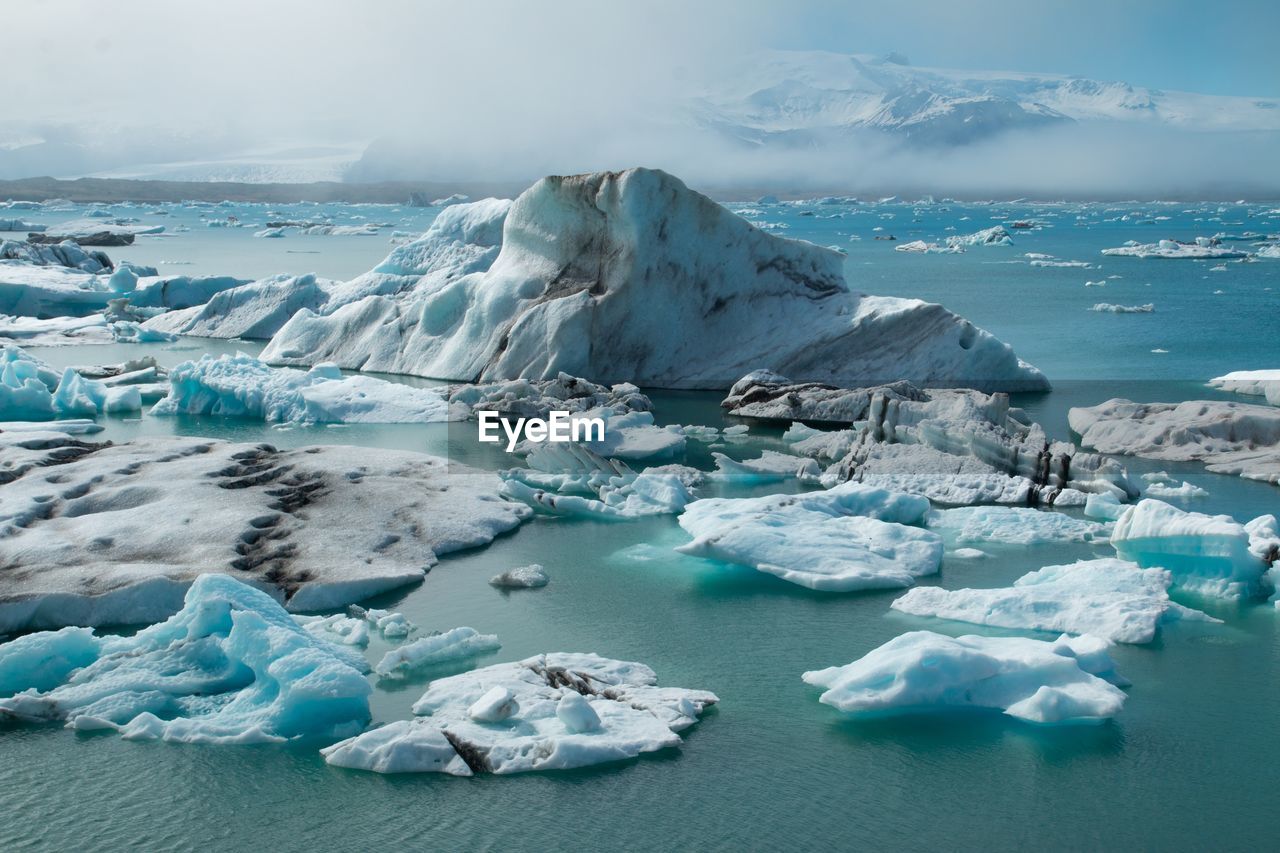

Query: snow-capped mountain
[694,50,1280,147]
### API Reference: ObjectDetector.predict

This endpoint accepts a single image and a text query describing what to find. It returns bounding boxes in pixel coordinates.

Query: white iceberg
[149,353,450,424]
[803,631,1127,725]
[1101,238,1248,259]
[1209,370,1280,406]
[927,506,1109,545]
[1090,303,1154,313]
[490,564,550,589]
[373,627,501,678]
[262,169,1046,392]
[676,482,941,591]
[321,653,717,775]
[891,558,1217,643]
[0,574,371,744]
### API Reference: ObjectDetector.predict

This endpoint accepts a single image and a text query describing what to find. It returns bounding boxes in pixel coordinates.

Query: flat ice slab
[891,558,1218,643]
[0,431,530,632]
[321,652,717,775]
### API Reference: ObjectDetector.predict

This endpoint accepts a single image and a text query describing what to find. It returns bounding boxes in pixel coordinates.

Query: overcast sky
[7,1,1279,193]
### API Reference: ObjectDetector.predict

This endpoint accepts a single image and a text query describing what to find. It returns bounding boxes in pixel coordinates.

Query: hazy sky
[6,0,1279,193]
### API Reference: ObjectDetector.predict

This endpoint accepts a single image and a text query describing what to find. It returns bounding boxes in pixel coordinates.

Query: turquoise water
[3,200,1279,851]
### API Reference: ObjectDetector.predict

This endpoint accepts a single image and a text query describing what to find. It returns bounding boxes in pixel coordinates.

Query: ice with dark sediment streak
[0,426,530,633]
[723,374,1134,506]
[260,168,1046,392]
[321,653,717,775]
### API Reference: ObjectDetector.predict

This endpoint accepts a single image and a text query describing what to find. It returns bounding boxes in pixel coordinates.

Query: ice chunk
[802,631,1127,725]
[1101,239,1247,259]
[321,653,717,775]
[449,373,650,420]
[144,273,335,341]
[1110,499,1269,599]
[1085,491,1126,521]
[1089,303,1154,313]
[0,435,530,633]
[927,506,1109,545]
[1070,398,1280,484]
[676,482,941,591]
[149,353,450,424]
[0,574,371,744]
[710,450,821,483]
[490,564,550,588]
[373,627,501,678]
[1209,370,1280,406]
[891,558,1218,643]
[262,168,1046,393]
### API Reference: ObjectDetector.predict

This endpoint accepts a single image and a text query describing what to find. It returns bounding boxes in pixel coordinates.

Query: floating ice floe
[1141,471,1208,499]
[1110,499,1272,599]
[298,224,380,236]
[802,631,1127,725]
[261,168,1046,392]
[321,653,717,775]
[946,225,1013,247]
[149,352,451,425]
[926,506,1109,545]
[0,431,530,632]
[891,558,1218,643]
[895,240,962,254]
[676,482,942,592]
[500,442,696,520]
[144,273,337,340]
[490,564,550,588]
[296,605,417,646]
[1069,398,1280,484]
[1209,370,1280,406]
[1101,238,1248,259]
[0,574,371,744]
[710,449,821,483]
[373,627,501,678]
[1,238,112,272]
[1090,303,1154,313]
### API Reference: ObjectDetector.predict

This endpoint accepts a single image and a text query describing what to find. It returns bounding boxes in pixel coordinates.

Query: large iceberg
[0,432,530,632]
[261,169,1046,392]
[1209,370,1280,406]
[0,574,371,744]
[150,353,450,425]
[676,482,942,591]
[1069,398,1280,484]
[1109,499,1271,599]
[803,631,1128,725]
[321,653,717,775]
[891,558,1217,643]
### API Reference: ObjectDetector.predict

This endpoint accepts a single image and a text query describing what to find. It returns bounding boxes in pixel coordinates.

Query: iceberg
[710,449,821,483]
[676,482,941,591]
[490,564,550,589]
[1101,238,1248,259]
[500,444,696,520]
[0,434,530,632]
[0,347,142,420]
[1,238,113,273]
[1209,370,1280,406]
[891,558,1217,643]
[1090,303,1154,313]
[373,627,501,678]
[0,574,371,744]
[802,631,1128,725]
[947,226,1013,247]
[143,273,336,340]
[1069,398,1280,484]
[448,372,650,421]
[261,169,1046,392]
[321,653,717,775]
[149,353,451,425]
[1109,499,1270,599]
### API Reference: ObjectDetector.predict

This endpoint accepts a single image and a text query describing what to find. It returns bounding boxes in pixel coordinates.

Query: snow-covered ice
[891,558,1217,643]
[321,653,717,775]
[373,627,501,678]
[803,631,1128,725]
[0,433,530,632]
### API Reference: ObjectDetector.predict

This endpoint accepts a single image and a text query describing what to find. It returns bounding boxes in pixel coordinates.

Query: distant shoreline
[1,175,1277,205]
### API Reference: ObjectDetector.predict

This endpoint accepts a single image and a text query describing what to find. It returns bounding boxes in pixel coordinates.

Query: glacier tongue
[261,168,1046,392]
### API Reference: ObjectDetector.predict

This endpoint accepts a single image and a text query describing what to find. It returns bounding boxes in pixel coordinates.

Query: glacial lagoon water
[2,199,1279,851]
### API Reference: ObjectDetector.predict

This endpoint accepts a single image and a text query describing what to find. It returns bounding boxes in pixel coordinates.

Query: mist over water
[5,0,1280,196]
